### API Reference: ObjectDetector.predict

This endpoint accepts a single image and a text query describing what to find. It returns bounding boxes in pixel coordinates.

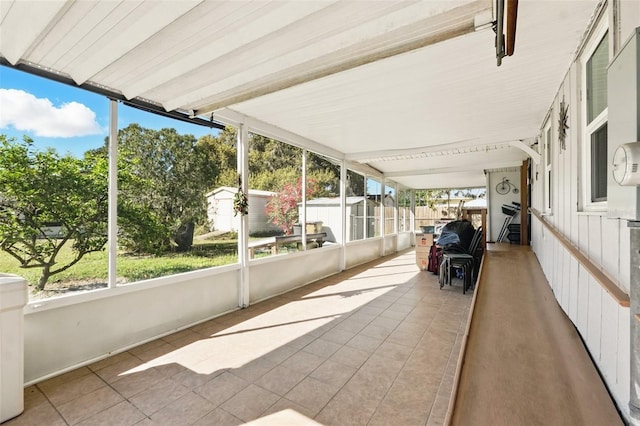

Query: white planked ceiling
[0,0,599,189]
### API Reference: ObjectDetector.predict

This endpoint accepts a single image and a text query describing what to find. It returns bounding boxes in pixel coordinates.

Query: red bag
[427,243,441,275]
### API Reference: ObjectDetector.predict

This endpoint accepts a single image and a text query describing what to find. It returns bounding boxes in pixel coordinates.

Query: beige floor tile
[284,377,336,415]
[13,251,474,426]
[36,367,93,389]
[262,398,318,420]
[57,385,124,425]
[280,350,325,375]
[75,401,146,426]
[386,329,424,347]
[301,338,342,358]
[345,334,383,353]
[315,392,377,426]
[132,342,176,363]
[148,391,214,425]
[386,302,415,314]
[374,340,415,362]
[359,323,394,340]
[22,386,47,408]
[332,318,368,334]
[161,328,201,344]
[426,393,450,426]
[38,371,106,406]
[309,358,357,388]
[255,365,306,396]
[263,344,298,364]
[2,398,66,426]
[231,356,277,382]
[92,355,145,384]
[195,372,249,407]
[193,408,243,426]
[378,308,409,321]
[330,345,370,369]
[287,334,316,350]
[171,367,224,389]
[110,368,165,399]
[129,377,190,416]
[88,351,137,373]
[220,384,280,422]
[191,319,228,337]
[129,339,170,357]
[320,327,355,345]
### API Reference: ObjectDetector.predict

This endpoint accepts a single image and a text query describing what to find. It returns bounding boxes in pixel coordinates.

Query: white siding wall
[529,16,633,416]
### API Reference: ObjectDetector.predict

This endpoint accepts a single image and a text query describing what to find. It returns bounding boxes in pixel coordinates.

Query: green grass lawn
[0,237,239,295]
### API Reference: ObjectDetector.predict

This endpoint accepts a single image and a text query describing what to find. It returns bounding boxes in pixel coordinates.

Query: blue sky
[0,66,219,158]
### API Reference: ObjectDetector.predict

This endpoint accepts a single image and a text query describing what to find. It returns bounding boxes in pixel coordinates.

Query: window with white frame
[582,22,609,209]
[543,118,552,213]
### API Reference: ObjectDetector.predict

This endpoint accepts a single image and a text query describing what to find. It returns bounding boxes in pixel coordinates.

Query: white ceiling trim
[215,108,345,162]
[189,0,492,114]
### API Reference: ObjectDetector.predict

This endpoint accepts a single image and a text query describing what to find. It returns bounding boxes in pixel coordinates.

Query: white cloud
[0,89,102,138]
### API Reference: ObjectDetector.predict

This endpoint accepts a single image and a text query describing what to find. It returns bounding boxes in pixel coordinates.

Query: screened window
[587,33,609,123]
[582,27,609,209]
[346,170,365,241]
[367,177,382,238]
[543,122,552,212]
[591,123,608,202]
[384,183,396,235]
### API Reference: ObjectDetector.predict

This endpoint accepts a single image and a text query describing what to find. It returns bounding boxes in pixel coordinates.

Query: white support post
[340,161,347,271]
[301,150,307,251]
[393,183,399,235]
[364,175,368,240]
[237,124,250,308]
[410,189,416,236]
[107,100,118,289]
[380,177,386,256]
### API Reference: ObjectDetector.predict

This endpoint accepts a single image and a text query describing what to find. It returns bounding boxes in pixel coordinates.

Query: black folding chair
[440,226,483,294]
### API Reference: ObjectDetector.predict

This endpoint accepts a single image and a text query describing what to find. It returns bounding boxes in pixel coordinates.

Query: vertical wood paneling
[577,265,589,334]
[561,247,571,312]
[601,217,620,282]
[587,215,602,263]
[586,276,603,360]
[617,306,631,404]
[619,220,631,293]
[578,215,589,254]
[600,295,619,384]
[569,256,579,322]
[555,240,563,297]
[544,229,552,281]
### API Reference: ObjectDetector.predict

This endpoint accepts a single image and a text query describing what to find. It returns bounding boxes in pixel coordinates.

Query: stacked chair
[439,226,483,294]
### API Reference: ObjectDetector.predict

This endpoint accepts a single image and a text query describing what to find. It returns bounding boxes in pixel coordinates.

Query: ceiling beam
[190,0,492,115]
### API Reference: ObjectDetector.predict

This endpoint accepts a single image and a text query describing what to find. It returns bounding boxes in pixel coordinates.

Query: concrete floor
[450,244,623,426]
[4,251,471,426]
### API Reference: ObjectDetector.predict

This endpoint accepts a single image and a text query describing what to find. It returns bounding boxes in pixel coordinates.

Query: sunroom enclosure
[1,0,638,424]
[16,108,415,386]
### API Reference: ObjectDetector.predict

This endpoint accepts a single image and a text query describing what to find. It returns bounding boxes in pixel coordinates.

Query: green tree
[115,124,218,253]
[198,128,237,188]
[0,135,108,290]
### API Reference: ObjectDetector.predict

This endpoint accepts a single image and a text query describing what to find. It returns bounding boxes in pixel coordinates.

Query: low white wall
[345,238,383,269]
[21,238,400,385]
[383,235,397,255]
[249,246,341,303]
[23,266,240,384]
[397,232,411,251]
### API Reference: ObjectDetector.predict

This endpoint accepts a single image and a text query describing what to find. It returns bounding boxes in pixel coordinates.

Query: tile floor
[4,251,472,426]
